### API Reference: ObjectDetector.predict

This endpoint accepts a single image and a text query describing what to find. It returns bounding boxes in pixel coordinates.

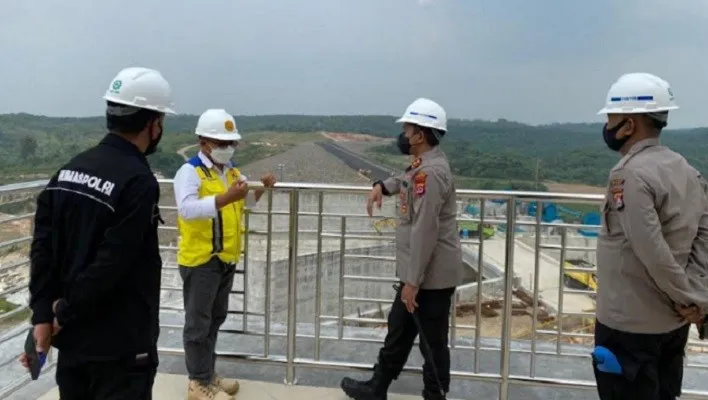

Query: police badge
[609,178,625,211]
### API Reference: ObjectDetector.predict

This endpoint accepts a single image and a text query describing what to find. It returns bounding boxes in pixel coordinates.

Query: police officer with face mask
[21,67,174,399]
[340,98,463,400]
[593,73,708,399]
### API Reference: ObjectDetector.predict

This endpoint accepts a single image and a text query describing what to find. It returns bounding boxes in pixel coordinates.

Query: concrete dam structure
[158,188,487,328]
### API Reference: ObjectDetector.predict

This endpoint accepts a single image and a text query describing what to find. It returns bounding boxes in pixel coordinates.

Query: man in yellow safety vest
[173,109,276,400]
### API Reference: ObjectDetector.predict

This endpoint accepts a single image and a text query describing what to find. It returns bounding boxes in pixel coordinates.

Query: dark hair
[417,126,445,147]
[632,114,666,136]
[105,101,162,135]
[650,120,667,134]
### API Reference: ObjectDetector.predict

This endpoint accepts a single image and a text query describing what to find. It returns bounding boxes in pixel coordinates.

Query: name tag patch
[58,169,115,196]
[399,190,408,216]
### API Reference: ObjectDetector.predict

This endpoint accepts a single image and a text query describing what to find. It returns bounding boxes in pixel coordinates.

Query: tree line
[1,113,707,186]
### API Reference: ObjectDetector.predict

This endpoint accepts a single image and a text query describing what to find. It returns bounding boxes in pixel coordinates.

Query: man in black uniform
[19,67,175,399]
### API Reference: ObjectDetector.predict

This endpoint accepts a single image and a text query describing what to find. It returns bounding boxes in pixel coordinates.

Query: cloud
[0,0,705,128]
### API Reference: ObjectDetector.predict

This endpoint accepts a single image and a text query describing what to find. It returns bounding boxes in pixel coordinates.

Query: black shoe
[340,364,392,400]
[422,388,447,399]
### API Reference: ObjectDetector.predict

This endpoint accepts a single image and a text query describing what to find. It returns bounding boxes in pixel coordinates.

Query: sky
[0,0,706,128]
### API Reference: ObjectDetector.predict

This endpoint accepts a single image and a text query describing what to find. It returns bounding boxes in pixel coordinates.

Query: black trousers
[593,320,689,400]
[377,283,455,392]
[55,351,157,400]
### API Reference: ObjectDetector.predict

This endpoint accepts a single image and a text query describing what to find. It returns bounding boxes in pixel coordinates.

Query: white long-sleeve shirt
[173,151,257,220]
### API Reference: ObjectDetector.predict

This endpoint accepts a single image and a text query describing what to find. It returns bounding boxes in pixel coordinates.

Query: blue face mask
[603,119,629,152]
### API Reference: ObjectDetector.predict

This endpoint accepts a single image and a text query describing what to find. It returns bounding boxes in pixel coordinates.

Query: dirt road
[176,144,199,161]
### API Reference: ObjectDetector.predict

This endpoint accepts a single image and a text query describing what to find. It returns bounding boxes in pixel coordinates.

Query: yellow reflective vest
[177,156,245,267]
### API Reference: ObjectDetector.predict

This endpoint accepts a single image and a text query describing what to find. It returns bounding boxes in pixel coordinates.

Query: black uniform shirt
[29,133,163,360]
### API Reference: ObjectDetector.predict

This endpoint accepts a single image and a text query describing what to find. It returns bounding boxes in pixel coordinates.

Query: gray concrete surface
[6,319,708,399]
[239,142,368,185]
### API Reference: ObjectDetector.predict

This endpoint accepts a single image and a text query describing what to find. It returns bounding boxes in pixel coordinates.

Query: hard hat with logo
[195,109,242,141]
[598,72,678,115]
[103,67,176,114]
[396,98,447,131]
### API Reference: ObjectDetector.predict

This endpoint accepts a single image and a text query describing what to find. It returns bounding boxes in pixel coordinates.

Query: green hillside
[0,113,706,188]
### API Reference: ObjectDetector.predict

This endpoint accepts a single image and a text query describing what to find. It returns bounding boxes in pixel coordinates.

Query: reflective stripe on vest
[177,156,245,267]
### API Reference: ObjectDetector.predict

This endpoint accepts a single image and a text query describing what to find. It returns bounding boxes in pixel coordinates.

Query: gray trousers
[180,257,236,383]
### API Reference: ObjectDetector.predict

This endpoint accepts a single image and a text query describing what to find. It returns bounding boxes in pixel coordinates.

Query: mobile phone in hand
[698,317,708,340]
[24,328,46,380]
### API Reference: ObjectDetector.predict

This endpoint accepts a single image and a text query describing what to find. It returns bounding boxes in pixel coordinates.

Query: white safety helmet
[195,109,242,141]
[598,72,678,115]
[396,98,447,131]
[103,67,176,114]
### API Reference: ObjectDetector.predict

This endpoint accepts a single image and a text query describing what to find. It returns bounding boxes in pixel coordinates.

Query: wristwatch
[373,180,390,196]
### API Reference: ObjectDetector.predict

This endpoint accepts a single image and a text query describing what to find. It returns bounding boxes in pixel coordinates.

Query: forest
[0,113,707,187]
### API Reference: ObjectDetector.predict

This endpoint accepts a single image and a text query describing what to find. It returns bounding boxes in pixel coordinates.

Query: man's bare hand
[18,352,30,369]
[34,322,53,352]
[675,304,703,323]
[367,185,383,217]
[19,322,53,369]
[228,180,249,201]
[401,284,419,313]
[260,173,276,188]
[50,300,63,335]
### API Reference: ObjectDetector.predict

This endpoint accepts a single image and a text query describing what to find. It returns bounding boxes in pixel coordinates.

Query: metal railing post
[474,199,485,374]
[338,216,347,339]
[285,190,300,385]
[499,197,516,400]
[556,227,568,354]
[243,210,249,333]
[263,190,273,357]
[530,200,542,377]
[314,191,324,360]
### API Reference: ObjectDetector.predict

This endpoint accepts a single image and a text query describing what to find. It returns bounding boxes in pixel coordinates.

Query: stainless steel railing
[0,179,707,399]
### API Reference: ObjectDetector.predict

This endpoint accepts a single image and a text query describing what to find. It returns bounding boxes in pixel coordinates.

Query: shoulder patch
[412,157,422,169]
[414,171,427,196]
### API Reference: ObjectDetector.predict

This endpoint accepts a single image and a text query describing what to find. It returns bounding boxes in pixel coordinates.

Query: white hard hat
[195,109,242,141]
[396,98,447,131]
[598,72,678,115]
[103,67,176,114]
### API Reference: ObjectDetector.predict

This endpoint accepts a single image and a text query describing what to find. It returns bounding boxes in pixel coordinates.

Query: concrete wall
[517,233,598,264]
[252,244,398,324]
[158,243,399,327]
[154,190,402,327]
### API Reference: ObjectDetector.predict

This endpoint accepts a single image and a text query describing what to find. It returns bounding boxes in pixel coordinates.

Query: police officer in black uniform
[21,67,176,399]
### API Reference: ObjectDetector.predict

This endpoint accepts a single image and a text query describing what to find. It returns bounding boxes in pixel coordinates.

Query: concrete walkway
[36,373,421,400]
[480,237,595,314]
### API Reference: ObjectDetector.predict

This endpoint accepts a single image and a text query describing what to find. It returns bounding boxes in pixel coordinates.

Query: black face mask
[603,119,629,152]
[145,120,164,156]
[397,132,411,155]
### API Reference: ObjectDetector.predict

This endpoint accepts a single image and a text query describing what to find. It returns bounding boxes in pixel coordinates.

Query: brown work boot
[213,374,240,396]
[187,380,233,400]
